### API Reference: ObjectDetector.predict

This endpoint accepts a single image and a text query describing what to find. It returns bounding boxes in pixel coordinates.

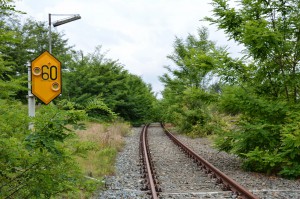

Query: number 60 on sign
[31,51,62,104]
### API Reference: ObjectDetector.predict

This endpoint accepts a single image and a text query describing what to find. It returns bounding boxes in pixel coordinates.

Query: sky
[15,0,242,98]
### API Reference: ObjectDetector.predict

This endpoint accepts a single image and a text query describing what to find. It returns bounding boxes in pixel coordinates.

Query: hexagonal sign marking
[31,51,62,104]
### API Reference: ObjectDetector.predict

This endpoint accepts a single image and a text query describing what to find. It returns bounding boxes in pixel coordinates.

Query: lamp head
[53,15,81,27]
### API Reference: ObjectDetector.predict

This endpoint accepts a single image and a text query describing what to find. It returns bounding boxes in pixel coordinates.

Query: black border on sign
[31,50,62,105]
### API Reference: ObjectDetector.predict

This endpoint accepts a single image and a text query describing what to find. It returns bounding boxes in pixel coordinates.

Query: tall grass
[55,121,131,199]
[54,122,130,199]
[75,122,130,178]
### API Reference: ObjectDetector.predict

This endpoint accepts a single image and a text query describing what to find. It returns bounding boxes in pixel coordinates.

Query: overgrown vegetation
[75,122,130,178]
[159,27,224,137]
[0,100,89,198]
[0,0,156,197]
[160,0,300,178]
[62,46,157,126]
[2,0,300,197]
[0,99,131,198]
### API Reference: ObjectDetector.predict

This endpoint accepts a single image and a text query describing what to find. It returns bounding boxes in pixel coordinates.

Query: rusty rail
[161,123,258,199]
[139,125,159,199]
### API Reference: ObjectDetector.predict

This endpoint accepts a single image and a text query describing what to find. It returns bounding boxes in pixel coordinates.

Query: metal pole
[28,65,35,129]
[49,13,52,53]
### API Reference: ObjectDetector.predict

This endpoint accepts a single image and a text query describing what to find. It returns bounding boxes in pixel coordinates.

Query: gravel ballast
[97,125,300,199]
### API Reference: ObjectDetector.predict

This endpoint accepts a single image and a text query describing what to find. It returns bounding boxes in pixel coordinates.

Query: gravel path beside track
[176,134,300,199]
[97,127,148,199]
[97,125,300,199]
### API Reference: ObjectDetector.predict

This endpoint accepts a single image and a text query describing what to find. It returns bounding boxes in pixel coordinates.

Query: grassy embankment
[76,122,130,177]
[64,121,131,198]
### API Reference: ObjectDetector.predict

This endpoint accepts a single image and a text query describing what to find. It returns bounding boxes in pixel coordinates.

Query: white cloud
[15,0,243,97]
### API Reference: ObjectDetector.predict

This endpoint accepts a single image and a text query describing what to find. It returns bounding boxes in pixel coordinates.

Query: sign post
[28,64,35,130]
[31,51,62,104]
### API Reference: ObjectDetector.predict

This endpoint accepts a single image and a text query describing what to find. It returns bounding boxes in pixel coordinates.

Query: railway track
[139,123,258,199]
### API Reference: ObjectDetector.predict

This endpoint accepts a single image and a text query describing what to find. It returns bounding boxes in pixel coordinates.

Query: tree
[0,0,25,99]
[63,46,157,125]
[205,0,300,177]
[164,27,216,89]
[0,55,24,98]
[206,0,300,102]
[160,27,221,135]
[114,74,156,125]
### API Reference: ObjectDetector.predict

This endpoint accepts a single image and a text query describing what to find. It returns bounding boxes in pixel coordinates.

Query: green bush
[0,100,100,198]
[215,88,300,178]
[279,111,300,178]
[85,98,118,121]
[168,87,220,137]
[242,147,282,175]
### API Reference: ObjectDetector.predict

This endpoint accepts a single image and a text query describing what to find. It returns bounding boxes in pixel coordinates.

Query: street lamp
[48,13,81,53]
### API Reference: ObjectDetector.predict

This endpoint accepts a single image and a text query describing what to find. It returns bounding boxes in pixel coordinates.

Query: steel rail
[161,123,258,199]
[139,125,159,199]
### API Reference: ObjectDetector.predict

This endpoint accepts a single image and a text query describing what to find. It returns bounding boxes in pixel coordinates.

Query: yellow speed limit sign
[31,51,62,104]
